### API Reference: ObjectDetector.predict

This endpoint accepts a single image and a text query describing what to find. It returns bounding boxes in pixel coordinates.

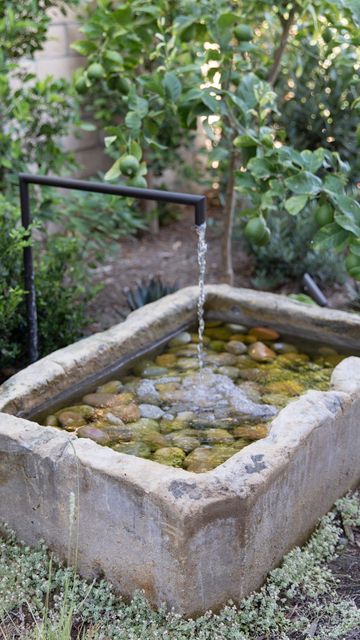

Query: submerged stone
[56,404,95,419]
[202,428,234,445]
[226,323,247,333]
[153,447,186,467]
[170,434,200,453]
[233,423,269,440]
[113,441,152,458]
[217,366,240,379]
[248,341,276,362]
[57,411,87,430]
[249,326,280,341]
[128,418,160,432]
[110,403,140,423]
[168,332,192,347]
[273,342,298,354]
[44,415,59,427]
[184,447,213,473]
[96,380,123,394]
[77,425,111,445]
[155,353,177,367]
[204,327,232,340]
[209,340,226,352]
[136,379,160,404]
[82,393,118,408]
[135,429,168,451]
[225,341,247,355]
[139,404,164,419]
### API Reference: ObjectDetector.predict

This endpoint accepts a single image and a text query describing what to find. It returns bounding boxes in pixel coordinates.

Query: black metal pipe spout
[18,173,207,363]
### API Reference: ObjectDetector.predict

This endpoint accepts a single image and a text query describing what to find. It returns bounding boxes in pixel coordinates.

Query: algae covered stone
[57,411,87,430]
[113,441,152,458]
[153,447,186,467]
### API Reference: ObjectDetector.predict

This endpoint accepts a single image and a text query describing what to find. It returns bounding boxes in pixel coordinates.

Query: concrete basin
[0,285,359,616]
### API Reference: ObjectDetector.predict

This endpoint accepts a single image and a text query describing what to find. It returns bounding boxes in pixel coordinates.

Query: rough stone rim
[0,285,359,496]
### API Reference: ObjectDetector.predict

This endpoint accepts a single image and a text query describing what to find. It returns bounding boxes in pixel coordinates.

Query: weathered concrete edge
[1,284,360,415]
[0,356,359,511]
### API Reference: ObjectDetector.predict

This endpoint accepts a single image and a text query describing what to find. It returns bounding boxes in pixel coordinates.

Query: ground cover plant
[0,492,359,639]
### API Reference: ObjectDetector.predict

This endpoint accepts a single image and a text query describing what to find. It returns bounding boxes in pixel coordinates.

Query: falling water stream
[195,222,207,369]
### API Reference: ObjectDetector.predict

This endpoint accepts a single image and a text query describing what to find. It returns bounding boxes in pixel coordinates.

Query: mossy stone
[57,411,87,430]
[159,418,188,434]
[233,423,268,440]
[56,404,95,420]
[273,342,298,354]
[184,447,214,473]
[134,429,168,451]
[96,380,123,394]
[225,341,247,355]
[217,366,240,379]
[209,340,226,352]
[204,327,232,340]
[202,428,234,445]
[155,354,177,367]
[44,415,59,427]
[128,418,160,433]
[113,441,152,458]
[170,434,200,453]
[265,379,305,397]
[153,447,186,467]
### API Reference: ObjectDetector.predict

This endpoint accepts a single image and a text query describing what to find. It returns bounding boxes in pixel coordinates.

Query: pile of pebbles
[41,322,344,473]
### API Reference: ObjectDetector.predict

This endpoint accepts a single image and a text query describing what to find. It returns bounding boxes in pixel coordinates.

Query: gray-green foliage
[1,492,359,640]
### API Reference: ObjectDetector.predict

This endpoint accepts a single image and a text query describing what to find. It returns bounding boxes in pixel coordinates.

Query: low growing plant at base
[0,493,359,639]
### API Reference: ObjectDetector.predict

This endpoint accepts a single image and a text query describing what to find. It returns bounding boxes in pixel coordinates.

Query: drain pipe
[302,273,329,307]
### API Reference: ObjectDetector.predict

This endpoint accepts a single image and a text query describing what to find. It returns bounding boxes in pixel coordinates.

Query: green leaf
[104,135,117,148]
[125,111,142,132]
[285,195,309,215]
[234,134,258,148]
[163,72,182,102]
[104,159,121,181]
[129,140,142,160]
[201,92,219,113]
[333,195,360,237]
[247,157,273,179]
[299,149,325,173]
[104,50,124,65]
[285,171,322,196]
[313,223,349,251]
[323,175,346,195]
[217,12,237,30]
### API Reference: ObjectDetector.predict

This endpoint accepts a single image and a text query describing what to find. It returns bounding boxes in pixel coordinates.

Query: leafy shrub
[40,188,147,265]
[244,206,347,290]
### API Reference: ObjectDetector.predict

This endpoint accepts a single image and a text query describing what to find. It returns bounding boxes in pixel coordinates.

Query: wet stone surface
[40,323,345,473]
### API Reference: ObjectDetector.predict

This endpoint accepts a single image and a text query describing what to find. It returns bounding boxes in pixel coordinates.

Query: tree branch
[267,6,297,86]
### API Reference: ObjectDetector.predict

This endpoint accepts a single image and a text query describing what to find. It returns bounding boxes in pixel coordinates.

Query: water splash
[195,222,207,369]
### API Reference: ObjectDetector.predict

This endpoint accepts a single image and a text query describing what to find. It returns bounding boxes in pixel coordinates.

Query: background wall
[26,6,110,178]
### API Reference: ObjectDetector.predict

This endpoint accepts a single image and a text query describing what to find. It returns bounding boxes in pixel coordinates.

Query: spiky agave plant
[124,276,179,311]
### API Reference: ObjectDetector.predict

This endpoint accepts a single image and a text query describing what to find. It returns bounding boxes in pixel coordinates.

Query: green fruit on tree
[244,217,271,245]
[119,155,140,177]
[234,24,253,42]
[314,203,334,227]
[117,76,130,94]
[129,175,147,188]
[87,62,105,80]
[345,253,360,278]
[75,75,88,94]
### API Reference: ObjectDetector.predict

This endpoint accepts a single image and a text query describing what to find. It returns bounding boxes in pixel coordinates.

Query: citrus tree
[75,0,360,282]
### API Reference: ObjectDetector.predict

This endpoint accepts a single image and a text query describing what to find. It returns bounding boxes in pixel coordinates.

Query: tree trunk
[267,7,296,86]
[220,150,237,285]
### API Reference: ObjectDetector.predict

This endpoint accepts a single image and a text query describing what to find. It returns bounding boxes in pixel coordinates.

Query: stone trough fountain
[0,284,359,616]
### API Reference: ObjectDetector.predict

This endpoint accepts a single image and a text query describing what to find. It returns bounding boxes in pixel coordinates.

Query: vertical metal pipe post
[19,177,39,363]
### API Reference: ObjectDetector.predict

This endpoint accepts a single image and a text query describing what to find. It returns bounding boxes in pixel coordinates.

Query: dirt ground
[85,201,351,334]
